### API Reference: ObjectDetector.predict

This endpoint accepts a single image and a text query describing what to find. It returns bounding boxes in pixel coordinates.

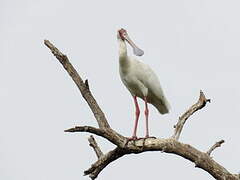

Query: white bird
[117,28,170,140]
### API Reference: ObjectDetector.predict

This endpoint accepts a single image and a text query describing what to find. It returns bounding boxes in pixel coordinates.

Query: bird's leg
[143,97,156,140]
[144,96,149,138]
[130,96,140,140]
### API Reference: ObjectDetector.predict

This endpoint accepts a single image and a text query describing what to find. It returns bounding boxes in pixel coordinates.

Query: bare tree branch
[207,140,225,156]
[85,138,237,180]
[44,40,110,129]
[65,126,125,147]
[84,147,125,179]
[44,40,239,180]
[172,90,211,140]
[65,126,104,134]
[88,135,103,158]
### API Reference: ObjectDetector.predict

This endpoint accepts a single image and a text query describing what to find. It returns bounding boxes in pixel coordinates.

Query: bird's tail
[153,98,170,114]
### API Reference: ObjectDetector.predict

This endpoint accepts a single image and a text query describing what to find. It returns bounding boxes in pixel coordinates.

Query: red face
[117,28,144,56]
[118,28,127,40]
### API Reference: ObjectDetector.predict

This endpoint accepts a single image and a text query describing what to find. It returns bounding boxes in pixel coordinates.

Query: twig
[65,126,125,147]
[172,90,210,140]
[88,135,103,158]
[44,40,110,129]
[207,140,225,156]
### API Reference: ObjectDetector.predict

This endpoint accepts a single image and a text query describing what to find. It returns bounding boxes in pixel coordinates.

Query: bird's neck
[118,39,129,69]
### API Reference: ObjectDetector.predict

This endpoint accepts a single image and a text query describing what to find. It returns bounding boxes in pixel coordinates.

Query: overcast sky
[1,0,240,179]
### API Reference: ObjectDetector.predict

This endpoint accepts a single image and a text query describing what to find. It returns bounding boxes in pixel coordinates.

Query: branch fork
[172,90,211,140]
[88,135,103,158]
[207,140,225,156]
[44,40,239,180]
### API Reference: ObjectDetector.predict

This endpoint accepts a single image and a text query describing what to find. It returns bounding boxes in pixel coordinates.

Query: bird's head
[117,28,127,41]
[117,28,144,56]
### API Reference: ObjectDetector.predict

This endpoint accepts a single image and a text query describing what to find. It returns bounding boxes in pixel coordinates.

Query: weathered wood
[44,40,110,129]
[88,135,103,158]
[172,90,210,140]
[207,140,225,156]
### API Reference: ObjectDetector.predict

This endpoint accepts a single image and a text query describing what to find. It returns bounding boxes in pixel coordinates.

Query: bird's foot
[124,136,140,147]
[124,136,157,147]
[128,136,139,141]
[144,135,156,139]
[129,136,156,141]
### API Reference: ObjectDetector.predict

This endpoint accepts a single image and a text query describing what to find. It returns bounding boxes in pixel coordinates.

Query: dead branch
[84,137,238,180]
[65,126,125,147]
[44,40,110,129]
[207,140,225,156]
[172,90,211,140]
[44,40,239,180]
[84,147,125,179]
[88,135,103,158]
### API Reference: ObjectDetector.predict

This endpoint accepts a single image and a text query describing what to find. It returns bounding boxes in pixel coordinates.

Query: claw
[128,136,138,141]
[124,136,140,147]
[145,136,156,139]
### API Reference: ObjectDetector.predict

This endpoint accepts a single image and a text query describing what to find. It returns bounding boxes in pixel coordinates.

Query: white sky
[1,0,240,179]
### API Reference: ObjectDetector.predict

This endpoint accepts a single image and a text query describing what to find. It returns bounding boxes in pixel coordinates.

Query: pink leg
[144,96,149,138]
[131,96,140,139]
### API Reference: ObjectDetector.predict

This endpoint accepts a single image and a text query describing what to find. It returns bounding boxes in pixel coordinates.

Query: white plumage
[117,28,170,139]
[119,57,170,114]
